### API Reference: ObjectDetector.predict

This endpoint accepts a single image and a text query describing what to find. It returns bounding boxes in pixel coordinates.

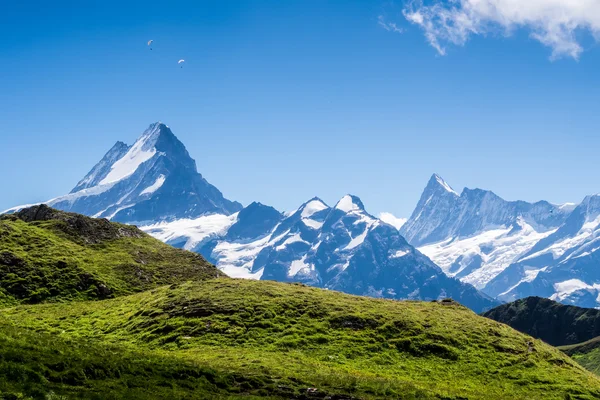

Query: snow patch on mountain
[289,255,312,277]
[275,233,308,250]
[142,213,238,250]
[420,218,556,288]
[433,173,459,196]
[140,175,166,195]
[551,279,600,302]
[99,128,158,185]
[391,249,410,258]
[335,195,362,213]
[302,218,324,230]
[301,199,328,218]
[521,214,600,262]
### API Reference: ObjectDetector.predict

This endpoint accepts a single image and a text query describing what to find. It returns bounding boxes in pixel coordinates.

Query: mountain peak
[298,197,329,219]
[137,122,178,148]
[43,122,242,223]
[334,195,365,213]
[427,173,459,196]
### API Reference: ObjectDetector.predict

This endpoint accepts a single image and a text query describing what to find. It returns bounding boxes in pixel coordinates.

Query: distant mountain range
[401,175,600,309]
[4,121,600,310]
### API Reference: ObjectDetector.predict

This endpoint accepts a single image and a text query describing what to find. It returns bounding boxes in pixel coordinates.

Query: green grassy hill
[560,337,600,375]
[483,296,600,346]
[0,205,222,306]
[2,278,600,400]
[2,206,600,399]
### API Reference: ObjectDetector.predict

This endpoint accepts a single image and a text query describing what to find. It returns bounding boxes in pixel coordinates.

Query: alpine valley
[5,122,600,310]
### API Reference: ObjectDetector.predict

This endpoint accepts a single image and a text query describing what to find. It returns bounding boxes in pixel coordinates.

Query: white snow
[420,219,555,289]
[142,213,238,251]
[99,128,158,185]
[345,228,368,250]
[288,255,312,277]
[47,182,118,206]
[301,199,328,218]
[559,202,577,211]
[211,227,289,278]
[140,175,166,195]
[378,212,407,230]
[434,174,459,196]
[327,260,350,272]
[335,195,360,213]
[391,249,410,258]
[550,279,600,302]
[275,233,307,250]
[104,204,135,220]
[302,218,324,230]
[220,265,265,279]
[521,215,600,262]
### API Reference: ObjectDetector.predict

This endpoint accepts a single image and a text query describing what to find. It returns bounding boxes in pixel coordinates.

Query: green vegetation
[483,296,600,377]
[1,206,600,399]
[483,296,600,346]
[0,205,222,306]
[560,336,600,375]
[2,279,600,399]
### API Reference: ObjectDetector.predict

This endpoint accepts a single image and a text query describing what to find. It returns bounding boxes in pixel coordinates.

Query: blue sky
[1,0,600,217]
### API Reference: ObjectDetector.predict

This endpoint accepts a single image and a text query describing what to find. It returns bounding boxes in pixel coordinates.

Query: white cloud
[402,0,600,59]
[378,212,407,230]
[378,15,404,33]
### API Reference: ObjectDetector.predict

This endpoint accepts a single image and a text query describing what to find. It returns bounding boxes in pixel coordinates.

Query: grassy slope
[0,209,222,306]
[560,337,600,376]
[2,279,600,400]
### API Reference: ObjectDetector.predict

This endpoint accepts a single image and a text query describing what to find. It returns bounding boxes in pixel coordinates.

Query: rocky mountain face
[45,122,242,223]
[144,195,498,313]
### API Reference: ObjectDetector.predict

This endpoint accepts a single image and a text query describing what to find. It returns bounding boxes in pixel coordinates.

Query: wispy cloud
[402,0,600,59]
[378,15,404,34]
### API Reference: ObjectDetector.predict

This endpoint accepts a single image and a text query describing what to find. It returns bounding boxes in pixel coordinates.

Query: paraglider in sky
[147,40,153,50]
[178,59,185,68]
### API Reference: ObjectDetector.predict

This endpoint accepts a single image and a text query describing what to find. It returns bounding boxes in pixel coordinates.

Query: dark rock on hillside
[13,204,144,244]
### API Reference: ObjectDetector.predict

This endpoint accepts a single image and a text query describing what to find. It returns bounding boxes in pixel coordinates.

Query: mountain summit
[47,122,242,223]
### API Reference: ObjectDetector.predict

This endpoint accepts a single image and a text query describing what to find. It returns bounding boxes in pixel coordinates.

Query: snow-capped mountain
[401,174,573,290]
[143,195,498,312]
[485,194,600,307]
[7,123,242,223]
